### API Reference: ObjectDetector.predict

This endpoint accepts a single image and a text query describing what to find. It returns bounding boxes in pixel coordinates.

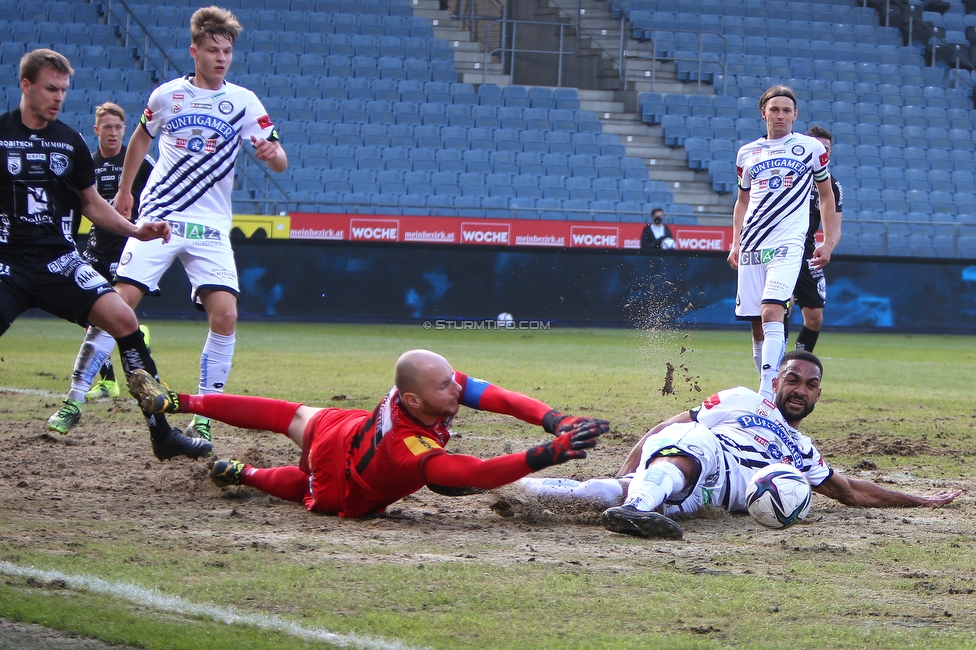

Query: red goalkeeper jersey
[299,371,552,517]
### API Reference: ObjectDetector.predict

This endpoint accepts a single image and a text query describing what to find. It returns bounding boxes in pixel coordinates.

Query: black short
[81,249,120,284]
[793,259,826,310]
[0,251,115,335]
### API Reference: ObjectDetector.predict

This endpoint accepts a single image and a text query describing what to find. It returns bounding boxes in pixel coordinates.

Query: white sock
[198,331,235,395]
[570,478,624,507]
[752,340,763,375]
[759,321,785,400]
[520,477,580,498]
[624,461,686,512]
[68,327,116,402]
[519,477,624,507]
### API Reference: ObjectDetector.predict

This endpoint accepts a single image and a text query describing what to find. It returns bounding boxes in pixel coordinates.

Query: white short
[735,243,803,319]
[636,421,760,514]
[116,228,239,307]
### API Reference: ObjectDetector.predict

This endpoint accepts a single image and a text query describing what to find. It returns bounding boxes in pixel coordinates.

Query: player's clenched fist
[525,424,605,471]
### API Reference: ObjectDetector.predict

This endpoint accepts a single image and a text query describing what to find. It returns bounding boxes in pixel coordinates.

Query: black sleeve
[70,131,97,193]
[831,177,843,212]
[689,407,700,421]
[664,225,673,239]
[130,156,155,218]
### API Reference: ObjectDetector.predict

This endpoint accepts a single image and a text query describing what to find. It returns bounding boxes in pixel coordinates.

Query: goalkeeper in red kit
[128,349,609,518]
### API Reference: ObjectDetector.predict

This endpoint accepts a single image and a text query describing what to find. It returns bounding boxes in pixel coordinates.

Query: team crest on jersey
[6,153,21,175]
[49,153,68,176]
[219,101,233,114]
[791,145,804,155]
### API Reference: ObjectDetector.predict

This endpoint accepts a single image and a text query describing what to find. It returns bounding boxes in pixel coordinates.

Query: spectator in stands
[0,49,204,461]
[112,6,288,445]
[48,102,156,434]
[640,207,675,252]
[793,126,843,353]
[728,86,838,400]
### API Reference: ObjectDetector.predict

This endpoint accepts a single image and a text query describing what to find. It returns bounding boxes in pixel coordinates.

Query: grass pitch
[0,319,974,649]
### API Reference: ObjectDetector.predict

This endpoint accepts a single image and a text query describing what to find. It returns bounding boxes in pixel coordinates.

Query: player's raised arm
[813,472,962,508]
[457,371,610,435]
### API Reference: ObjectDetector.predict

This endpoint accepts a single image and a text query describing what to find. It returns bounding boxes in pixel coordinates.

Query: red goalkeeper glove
[525,424,604,471]
[542,409,610,438]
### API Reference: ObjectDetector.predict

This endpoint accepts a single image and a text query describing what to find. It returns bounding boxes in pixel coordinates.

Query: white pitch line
[0,386,63,398]
[0,562,428,650]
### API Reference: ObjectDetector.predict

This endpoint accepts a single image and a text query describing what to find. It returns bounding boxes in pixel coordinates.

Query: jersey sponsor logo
[46,251,77,274]
[703,393,721,409]
[170,220,221,240]
[190,103,212,109]
[163,114,236,140]
[791,145,804,155]
[460,222,510,244]
[570,225,619,248]
[143,108,154,122]
[172,94,184,100]
[257,114,272,129]
[739,246,786,266]
[735,414,805,468]
[49,153,68,176]
[819,152,829,166]
[75,263,108,290]
[6,153,21,175]
[26,152,45,161]
[219,101,233,114]
[173,103,182,113]
[404,435,443,456]
[748,157,808,179]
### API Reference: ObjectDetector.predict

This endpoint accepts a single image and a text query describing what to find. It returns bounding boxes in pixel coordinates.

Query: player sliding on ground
[128,349,610,518]
[520,350,961,539]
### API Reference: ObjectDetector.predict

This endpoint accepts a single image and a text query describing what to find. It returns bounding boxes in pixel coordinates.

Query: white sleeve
[736,147,751,191]
[238,91,278,143]
[141,86,166,139]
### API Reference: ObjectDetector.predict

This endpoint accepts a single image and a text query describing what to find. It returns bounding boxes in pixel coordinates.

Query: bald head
[394,349,450,394]
[394,350,460,425]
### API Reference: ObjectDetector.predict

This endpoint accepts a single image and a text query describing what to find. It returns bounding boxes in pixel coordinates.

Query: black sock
[115,328,171,438]
[795,327,820,352]
[101,359,116,383]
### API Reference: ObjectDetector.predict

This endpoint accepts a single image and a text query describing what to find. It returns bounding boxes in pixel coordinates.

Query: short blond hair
[95,102,125,124]
[190,6,242,46]
[20,48,74,83]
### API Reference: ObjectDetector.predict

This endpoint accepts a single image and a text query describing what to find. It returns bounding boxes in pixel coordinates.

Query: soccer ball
[745,463,812,529]
[496,312,514,327]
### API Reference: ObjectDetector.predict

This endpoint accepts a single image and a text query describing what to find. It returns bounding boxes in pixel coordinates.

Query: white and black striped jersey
[691,386,832,489]
[735,133,829,252]
[137,75,277,232]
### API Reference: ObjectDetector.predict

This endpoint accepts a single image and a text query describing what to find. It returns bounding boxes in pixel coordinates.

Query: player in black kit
[47,102,156,432]
[793,126,843,353]
[1,49,210,460]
